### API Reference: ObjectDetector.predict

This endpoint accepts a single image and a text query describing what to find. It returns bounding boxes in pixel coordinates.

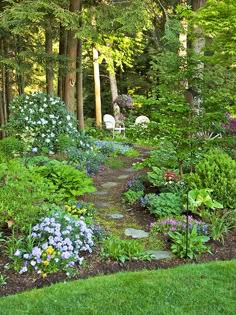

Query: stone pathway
[85,145,172,260]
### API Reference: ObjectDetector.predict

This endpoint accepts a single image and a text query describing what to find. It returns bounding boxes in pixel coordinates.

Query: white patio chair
[103,114,125,138]
[135,115,150,127]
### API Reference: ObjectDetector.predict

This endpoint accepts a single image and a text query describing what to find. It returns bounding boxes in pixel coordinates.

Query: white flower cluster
[9,92,78,152]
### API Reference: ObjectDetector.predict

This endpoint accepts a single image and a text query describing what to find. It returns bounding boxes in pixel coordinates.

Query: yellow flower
[46,246,55,255]
[43,260,49,266]
[42,273,47,278]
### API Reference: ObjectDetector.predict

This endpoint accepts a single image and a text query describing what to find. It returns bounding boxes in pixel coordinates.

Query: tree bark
[178,0,188,89]
[58,24,67,100]
[14,35,25,95]
[0,39,7,138]
[45,16,54,95]
[93,47,102,128]
[77,38,84,130]
[64,0,81,113]
[192,0,206,110]
[109,70,120,120]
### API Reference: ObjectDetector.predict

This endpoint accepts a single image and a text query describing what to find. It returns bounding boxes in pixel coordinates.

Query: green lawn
[0,260,235,315]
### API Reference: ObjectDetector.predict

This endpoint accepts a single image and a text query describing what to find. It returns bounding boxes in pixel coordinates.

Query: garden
[0,0,235,312]
[0,91,235,299]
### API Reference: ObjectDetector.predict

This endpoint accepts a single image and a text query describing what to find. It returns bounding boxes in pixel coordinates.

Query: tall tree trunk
[4,37,13,114]
[15,35,24,94]
[179,0,188,89]
[0,39,8,138]
[109,70,120,120]
[93,47,102,128]
[58,24,67,99]
[109,69,118,102]
[64,0,81,113]
[45,17,54,95]
[77,38,84,130]
[191,0,206,111]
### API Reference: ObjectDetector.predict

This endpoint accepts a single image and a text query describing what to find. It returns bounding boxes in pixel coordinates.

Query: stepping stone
[146,250,172,260]
[123,168,134,173]
[94,201,114,208]
[108,214,124,219]
[101,182,118,189]
[124,228,149,239]
[91,191,108,196]
[117,175,129,180]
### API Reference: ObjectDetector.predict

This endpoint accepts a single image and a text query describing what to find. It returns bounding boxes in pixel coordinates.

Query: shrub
[142,140,178,169]
[0,159,56,231]
[6,92,78,152]
[141,192,183,217]
[0,137,24,160]
[187,148,236,208]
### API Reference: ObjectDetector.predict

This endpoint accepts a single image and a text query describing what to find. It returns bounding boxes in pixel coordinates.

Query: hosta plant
[141,192,183,217]
[187,188,223,213]
[37,160,95,201]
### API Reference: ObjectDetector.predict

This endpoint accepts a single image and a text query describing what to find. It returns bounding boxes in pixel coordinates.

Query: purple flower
[61,252,71,260]
[19,266,28,274]
[67,261,75,268]
[32,246,42,258]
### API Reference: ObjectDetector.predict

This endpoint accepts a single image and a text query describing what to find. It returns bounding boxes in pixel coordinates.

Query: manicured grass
[0,260,235,315]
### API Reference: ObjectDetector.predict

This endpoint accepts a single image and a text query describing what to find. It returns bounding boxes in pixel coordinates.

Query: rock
[124,228,149,238]
[91,191,109,196]
[108,214,124,219]
[123,168,134,173]
[117,175,129,180]
[146,250,172,260]
[94,201,114,208]
[101,182,118,189]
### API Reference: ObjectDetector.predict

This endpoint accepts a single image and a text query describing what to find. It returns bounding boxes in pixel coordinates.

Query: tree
[64,0,81,114]
[193,0,236,67]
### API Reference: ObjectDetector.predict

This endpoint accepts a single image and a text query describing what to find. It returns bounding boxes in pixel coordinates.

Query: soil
[0,145,236,297]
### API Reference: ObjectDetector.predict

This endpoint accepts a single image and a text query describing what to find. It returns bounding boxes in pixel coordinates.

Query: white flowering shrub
[7,92,78,152]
